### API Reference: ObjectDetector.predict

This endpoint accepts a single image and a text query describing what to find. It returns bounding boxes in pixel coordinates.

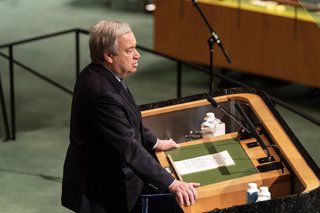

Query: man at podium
[61,19,200,213]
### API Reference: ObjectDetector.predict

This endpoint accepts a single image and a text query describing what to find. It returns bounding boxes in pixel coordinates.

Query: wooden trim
[226,93,320,192]
[141,96,228,117]
[146,92,320,212]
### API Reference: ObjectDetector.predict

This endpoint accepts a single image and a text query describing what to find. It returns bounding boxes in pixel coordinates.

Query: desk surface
[165,138,257,185]
[154,0,320,87]
[156,133,291,212]
[199,0,318,22]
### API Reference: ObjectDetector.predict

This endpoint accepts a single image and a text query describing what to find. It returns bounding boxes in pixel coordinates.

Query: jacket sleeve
[92,94,175,191]
[142,125,158,151]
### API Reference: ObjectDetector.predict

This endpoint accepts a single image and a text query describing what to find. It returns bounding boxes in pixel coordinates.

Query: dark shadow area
[69,0,109,7]
[0,168,62,183]
[219,69,320,119]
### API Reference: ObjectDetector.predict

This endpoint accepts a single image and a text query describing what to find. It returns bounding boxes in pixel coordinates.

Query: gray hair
[89,20,132,64]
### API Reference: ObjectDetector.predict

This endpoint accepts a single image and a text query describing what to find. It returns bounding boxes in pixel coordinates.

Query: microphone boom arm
[234,103,271,158]
[206,96,251,134]
[192,0,232,63]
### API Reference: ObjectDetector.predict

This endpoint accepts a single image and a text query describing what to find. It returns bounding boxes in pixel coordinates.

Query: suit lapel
[95,64,141,119]
[119,87,141,118]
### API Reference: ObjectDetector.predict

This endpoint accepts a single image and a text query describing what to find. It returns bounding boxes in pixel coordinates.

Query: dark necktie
[120,79,137,106]
[120,79,128,91]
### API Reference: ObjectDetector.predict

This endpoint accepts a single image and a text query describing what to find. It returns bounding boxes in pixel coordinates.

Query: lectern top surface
[165,138,257,186]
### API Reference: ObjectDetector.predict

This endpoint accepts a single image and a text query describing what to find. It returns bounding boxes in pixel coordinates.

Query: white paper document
[173,150,235,175]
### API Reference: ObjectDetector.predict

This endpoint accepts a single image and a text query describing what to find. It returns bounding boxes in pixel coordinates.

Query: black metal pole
[75,30,80,78]
[192,0,213,33]
[177,62,182,98]
[0,29,80,49]
[209,38,214,94]
[8,45,15,140]
[0,72,11,141]
[0,52,73,95]
[191,0,232,94]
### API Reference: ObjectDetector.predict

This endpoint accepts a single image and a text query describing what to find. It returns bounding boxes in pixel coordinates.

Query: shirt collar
[112,73,122,82]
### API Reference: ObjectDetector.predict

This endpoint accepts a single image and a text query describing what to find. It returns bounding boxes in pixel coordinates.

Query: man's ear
[104,53,113,64]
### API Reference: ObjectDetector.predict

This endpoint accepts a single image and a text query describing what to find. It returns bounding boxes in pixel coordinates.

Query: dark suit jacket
[61,63,175,213]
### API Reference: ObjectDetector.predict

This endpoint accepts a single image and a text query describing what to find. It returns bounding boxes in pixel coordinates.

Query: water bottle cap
[260,186,269,193]
[248,183,258,189]
[205,112,215,121]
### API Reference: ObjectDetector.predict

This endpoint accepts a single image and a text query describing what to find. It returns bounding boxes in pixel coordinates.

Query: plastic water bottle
[256,186,271,202]
[201,112,225,137]
[246,183,259,204]
[201,113,216,135]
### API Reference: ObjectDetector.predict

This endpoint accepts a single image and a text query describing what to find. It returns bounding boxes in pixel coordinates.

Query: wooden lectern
[141,89,319,212]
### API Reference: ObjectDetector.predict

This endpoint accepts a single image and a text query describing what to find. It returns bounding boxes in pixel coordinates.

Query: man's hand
[169,180,200,206]
[156,138,180,151]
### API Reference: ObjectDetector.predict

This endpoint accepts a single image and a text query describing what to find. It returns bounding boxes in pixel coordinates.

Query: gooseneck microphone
[235,103,285,172]
[206,95,251,134]
[206,95,281,171]
[234,103,271,158]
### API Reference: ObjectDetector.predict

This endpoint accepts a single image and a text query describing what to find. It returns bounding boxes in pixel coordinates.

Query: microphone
[235,103,286,172]
[206,95,251,134]
[206,95,280,171]
[234,103,273,160]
